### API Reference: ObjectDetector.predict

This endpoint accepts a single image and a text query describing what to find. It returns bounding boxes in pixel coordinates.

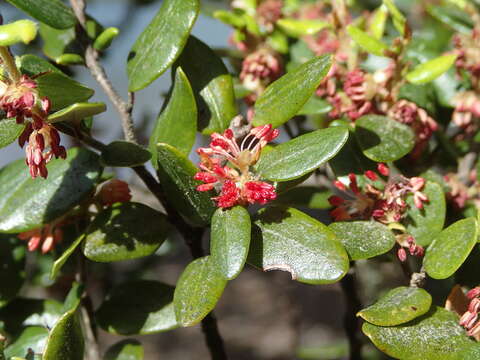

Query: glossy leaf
[0,148,101,233]
[156,143,216,226]
[274,186,332,209]
[63,282,83,313]
[0,119,25,149]
[276,19,329,37]
[6,0,76,29]
[0,20,37,46]
[355,115,415,162]
[127,0,199,91]
[19,54,65,76]
[50,235,84,280]
[424,217,478,279]
[83,202,170,262]
[174,256,227,327]
[404,181,446,246]
[253,55,331,128]
[48,102,106,124]
[346,25,388,57]
[211,206,251,280]
[363,307,478,360]
[297,96,332,115]
[329,221,396,261]
[383,0,407,36]
[406,54,457,85]
[149,67,196,162]
[55,53,84,66]
[175,36,237,134]
[36,73,94,111]
[96,280,177,335]
[104,340,144,360]
[93,27,120,51]
[257,127,348,181]
[248,207,349,285]
[43,310,84,360]
[358,287,432,326]
[101,141,152,167]
[4,327,48,359]
[0,236,26,307]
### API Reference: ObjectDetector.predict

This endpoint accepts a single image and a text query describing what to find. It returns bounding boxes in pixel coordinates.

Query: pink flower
[0,75,38,124]
[18,224,63,254]
[240,49,283,98]
[460,285,480,338]
[99,179,132,206]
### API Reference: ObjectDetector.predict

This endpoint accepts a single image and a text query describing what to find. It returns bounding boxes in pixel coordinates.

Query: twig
[340,266,363,360]
[410,266,427,288]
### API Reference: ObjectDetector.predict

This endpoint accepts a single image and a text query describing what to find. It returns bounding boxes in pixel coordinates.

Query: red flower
[18,224,63,254]
[98,179,132,206]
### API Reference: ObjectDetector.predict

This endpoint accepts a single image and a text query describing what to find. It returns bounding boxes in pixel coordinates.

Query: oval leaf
[0,236,26,307]
[48,102,106,124]
[174,256,227,327]
[156,143,216,226]
[248,207,349,284]
[424,217,478,280]
[175,36,237,134]
[211,206,251,280]
[383,0,407,36]
[19,54,65,76]
[43,310,84,360]
[83,202,170,262]
[6,0,76,29]
[276,19,329,37]
[101,141,152,167]
[104,340,144,360]
[96,280,177,335]
[346,25,388,57]
[0,148,101,233]
[149,67,197,162]
[355,115,415,162]
[257,127,348,181]
[252,55,332,128]
[406,54,457,85]
[0,119,25,149]
[358,286,432,326]
[127,0,199,91]
[329,221,396,260]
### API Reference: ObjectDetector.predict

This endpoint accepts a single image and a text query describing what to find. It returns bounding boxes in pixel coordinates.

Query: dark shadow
[254,206,293,225]
[354,126,382,151]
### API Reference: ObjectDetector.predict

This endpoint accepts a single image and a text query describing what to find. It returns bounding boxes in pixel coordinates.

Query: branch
[410,267,427,288]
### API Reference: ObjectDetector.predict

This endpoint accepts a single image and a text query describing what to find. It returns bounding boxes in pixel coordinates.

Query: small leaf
[156,143,216,227]
[48,102,106,123]
[127,0,199,91]
[0,119,25,149]
[19,54,65,76]
[358,286,432,326]
[96,280,177,335]
[0,148,101,233]
[0,20,37,46]
[104,340,144,360]
[55,53,84,66]
[38,23,76,60]
[363,307,478,360]
[346,25,389,57]
[5,0,76,29]
[369,5,389,39]
[213,10,245,28]
[93,27,120,51]
[149,67,196,163]
[248,207,349,285]
[0,236,26,307]
[101,141,152,167]
[257,127,349,182]
[329,221,396,261]
[174,257,227,327]
[355,115,415,162]
[4,327,48,359]
[383,0,407,36]
[63,282,83,313]
[406,54,458,85]
[175,36,237,134]
[43,310,84,360]
[427,4,473,34]
[276,19,329,37]
[211,206,251,280]
[252,55,331,128]
[424,217,478,280]
[83,202,170,262]
[50,235,84,280]
[404,181,446,247]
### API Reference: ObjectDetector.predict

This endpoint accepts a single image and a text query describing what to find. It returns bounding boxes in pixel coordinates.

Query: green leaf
[101,141,152,167]
[0,20,37,46]
[424,217,478,280]
[406,54,458,85]
[0,236,26,307]
[127,0,199,91]
[213,10,245,28]
[4,327,48,359]
[329,221,396,261]
[156,143,216,227]
[211,206,251,280]
[248,207,349,285]
[36,73,94,111]
[257,127,349,181]
[297,96,332,116]
[433,69,461,108]
[0,148,101,233]
[50,235,84,280]
[5,0,76,29]
[363,307,478,360]
[358,286,432,326]
[149,67,196,163]
[398,83,436,115]
[83,202,170,262]
[48,102,106,124]
[252,55,332,128]
[96,280,177,335]
[19,55,65,77]
[0,119,25,149]
[355,115,415,162]
[93,27,120,51]
[104,340,144,360]
[369,5,389,39]
[276,19,329,37]
[427,4,473,34]
[38,23,76,60]
[62,282,83,314]
[383,0,407,36]
[346,25,388,57]
[175,36,237,134]
[404,181,446,247]
[274,186,332,209]
[43,310,84,360]
[174,256,227,327]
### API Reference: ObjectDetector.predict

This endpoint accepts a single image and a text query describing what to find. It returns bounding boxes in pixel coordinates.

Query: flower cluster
[18,223,64,254]
[444,169,480,210]
[194,124,278,208]
[460,286,480,339]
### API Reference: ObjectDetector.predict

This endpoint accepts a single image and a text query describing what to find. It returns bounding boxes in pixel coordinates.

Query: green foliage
[101,141,152,167]
[6,0,76,29]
